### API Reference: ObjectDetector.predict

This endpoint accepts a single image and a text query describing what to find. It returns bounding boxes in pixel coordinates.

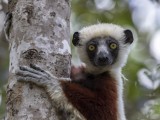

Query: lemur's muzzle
[95,52,113,66]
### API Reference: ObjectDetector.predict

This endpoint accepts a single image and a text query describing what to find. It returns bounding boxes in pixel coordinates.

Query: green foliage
[71,0,133,27]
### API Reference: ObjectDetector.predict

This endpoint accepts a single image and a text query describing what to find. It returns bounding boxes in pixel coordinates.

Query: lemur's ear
[72,32,81,46]
[124,29,133,44]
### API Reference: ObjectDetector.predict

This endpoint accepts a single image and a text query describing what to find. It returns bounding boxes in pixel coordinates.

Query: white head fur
[72,23,134,74]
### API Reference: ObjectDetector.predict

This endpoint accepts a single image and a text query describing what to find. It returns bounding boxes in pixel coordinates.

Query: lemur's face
[72,23,134,73]
[86,37,119,67]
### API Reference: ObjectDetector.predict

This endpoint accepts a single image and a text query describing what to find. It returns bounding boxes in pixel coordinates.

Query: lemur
[16,23,134,120]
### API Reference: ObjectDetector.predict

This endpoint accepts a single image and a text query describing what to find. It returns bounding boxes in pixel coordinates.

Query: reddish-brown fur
[61,67,118,120]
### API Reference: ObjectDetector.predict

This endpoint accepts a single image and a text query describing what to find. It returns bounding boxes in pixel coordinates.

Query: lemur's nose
[98,56,108,63]
[97,52,109,63]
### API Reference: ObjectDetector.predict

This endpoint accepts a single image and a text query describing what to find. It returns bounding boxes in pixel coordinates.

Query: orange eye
[88,45,96,51]
[109,43,117,49]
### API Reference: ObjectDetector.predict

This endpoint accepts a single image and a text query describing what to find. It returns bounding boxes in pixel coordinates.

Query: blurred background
[0,0,160,119]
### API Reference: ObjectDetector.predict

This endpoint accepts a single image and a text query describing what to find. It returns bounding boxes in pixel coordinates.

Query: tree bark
[5,0,70,119]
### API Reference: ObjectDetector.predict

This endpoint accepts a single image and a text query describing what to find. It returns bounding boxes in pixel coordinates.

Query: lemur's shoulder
[70,66,113,90]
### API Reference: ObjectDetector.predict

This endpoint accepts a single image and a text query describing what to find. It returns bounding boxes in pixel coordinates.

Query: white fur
[79,23,125,45]
[77,23,132,74]
[110,69,126,120]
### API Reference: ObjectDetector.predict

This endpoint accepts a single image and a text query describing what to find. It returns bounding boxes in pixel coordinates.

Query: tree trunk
[5,0,70,119]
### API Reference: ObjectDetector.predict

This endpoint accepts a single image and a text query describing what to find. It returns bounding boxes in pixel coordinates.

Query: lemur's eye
[109,43,117,49]
[88,45,96,51]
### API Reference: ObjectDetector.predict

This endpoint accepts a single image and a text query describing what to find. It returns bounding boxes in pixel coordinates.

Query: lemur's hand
[71,64,86,81]
[16,64,70,88]
[16,64,53,87]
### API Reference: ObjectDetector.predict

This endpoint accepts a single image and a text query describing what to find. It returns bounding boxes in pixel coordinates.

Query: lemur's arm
[16,64,70,106]
[16,64,85,90]
[16,64,87,119]
[17,64,69,86]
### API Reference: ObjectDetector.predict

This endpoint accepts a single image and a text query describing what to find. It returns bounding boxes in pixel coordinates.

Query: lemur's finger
[16,70,41,79]
[17,76,46,87]
[30,64,45,72]
[30,64,51,76]
[19,66,49,78]
[17,76,37,82]
[19,66,41,75]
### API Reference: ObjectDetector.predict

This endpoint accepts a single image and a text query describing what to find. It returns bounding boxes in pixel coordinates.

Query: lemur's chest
[61,73,118,120]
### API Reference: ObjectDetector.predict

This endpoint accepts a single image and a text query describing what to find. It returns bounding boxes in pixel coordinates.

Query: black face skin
[86,36,119,67]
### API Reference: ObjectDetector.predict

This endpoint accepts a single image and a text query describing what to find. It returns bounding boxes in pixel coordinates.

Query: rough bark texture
[5,0,70,119]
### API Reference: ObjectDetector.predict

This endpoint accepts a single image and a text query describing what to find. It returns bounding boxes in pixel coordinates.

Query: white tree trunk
[5,0,70,119]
